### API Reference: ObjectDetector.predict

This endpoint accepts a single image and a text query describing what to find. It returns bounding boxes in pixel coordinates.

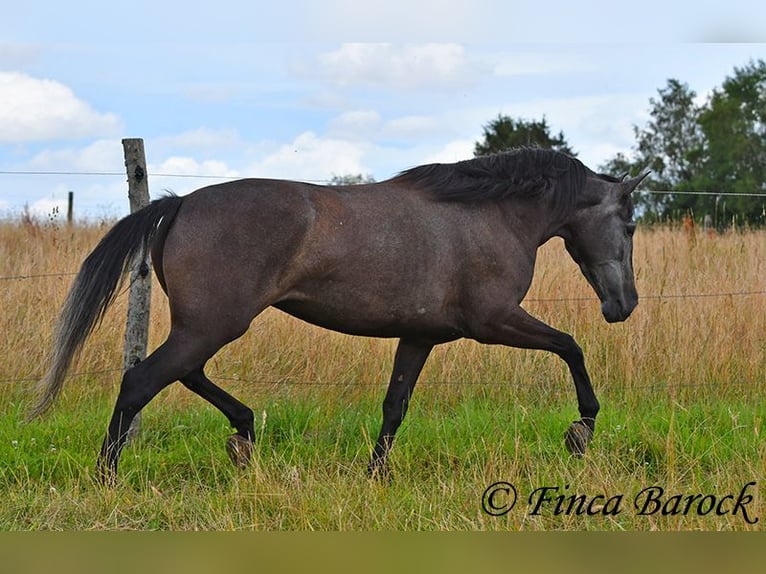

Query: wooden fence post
[67,191,73,225]
[121,138,152,440]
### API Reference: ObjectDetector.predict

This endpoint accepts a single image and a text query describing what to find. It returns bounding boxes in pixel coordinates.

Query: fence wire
[2,285,763,387]
[2,268,763,300]
[2,169,766,197]
[2,268,764,387]
[0,271,77,281]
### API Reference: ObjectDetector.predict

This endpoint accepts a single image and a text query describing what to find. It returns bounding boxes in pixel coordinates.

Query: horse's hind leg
[97,328,233,483]
[368,339,432,477]
[180,367,255,468]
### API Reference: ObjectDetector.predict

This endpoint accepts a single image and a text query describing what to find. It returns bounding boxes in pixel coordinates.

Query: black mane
[391,147,587,213]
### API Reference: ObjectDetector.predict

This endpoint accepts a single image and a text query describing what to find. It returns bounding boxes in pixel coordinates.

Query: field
[0,219,764,530]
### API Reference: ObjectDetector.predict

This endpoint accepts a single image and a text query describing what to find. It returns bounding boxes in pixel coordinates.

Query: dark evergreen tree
[474,114,575,157]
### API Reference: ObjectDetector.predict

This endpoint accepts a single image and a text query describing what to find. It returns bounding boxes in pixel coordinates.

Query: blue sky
[1,1,765,219]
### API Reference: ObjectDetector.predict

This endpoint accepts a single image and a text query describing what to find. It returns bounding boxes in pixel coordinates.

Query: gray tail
[27,194,184,420]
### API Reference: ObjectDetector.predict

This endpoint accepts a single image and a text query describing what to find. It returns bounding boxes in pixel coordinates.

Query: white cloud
[0,72,121,142]
[313,43,487,91]
[10,175,132,221]
[27,139,124,172]
[327,110,442,142]
[0,139,128,219]
[421,140,475,164]
[152,156,238,178]
[148,156,240,195]
[248,131,368,181]
[27,196,69,220]
[9,140,243,218]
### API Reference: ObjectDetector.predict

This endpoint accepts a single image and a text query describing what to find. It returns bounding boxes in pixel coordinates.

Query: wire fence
[2,269,764,387]
[2,266,763,300]
[0,271,77,282]
[2,168,766,197]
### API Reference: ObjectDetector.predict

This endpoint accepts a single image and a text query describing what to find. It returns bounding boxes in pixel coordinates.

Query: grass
[1,219,764,530]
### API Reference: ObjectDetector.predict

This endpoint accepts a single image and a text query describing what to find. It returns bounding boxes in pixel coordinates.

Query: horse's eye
[626,222,636,236]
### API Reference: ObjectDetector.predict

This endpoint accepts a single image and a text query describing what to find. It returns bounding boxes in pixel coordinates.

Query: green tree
[601,79,704,223]
[601,62,766,227]
[329,173,375,185]
[636,79,705,188]
[694,60,766,226]
[474,114,575,157]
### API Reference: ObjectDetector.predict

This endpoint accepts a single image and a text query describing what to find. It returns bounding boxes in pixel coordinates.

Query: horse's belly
[272,295,462,342]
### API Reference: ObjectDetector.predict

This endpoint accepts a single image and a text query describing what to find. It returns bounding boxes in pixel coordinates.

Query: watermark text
[481,481,758,524]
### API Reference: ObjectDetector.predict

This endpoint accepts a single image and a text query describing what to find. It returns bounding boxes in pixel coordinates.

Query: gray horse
[29,147,647,482]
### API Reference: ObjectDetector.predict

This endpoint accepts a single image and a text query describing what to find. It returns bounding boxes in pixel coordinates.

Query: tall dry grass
[1,219,763,410]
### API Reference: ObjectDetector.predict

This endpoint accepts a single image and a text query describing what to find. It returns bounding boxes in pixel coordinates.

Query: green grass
[2,376,763,530]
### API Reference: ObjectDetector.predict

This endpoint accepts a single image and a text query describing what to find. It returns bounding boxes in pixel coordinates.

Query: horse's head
[562,172,648,323]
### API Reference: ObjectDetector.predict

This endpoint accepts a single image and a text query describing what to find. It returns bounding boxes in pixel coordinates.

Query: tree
[329,173,375,185]
[600,63,766,227]
[694,60,766,226]
[601,79,704,223]
[635,79,705,189]
[474,114,575,157]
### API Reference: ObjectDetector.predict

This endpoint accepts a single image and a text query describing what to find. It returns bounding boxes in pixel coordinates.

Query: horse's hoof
[226,434,253,468]
[564,420,593,456]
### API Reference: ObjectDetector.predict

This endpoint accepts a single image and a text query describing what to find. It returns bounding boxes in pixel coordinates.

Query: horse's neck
[503,198,567,248]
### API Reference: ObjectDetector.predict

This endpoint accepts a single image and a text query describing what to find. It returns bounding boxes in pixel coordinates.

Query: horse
[28,147,647,482]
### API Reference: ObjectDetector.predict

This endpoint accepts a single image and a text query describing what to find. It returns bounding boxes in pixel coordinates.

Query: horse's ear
[620,172,650,196]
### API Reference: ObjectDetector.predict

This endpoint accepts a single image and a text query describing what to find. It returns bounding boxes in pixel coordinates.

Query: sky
[1,1,766,219]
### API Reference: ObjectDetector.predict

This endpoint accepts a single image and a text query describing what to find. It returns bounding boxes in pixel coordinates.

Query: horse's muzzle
[601,295,637,323]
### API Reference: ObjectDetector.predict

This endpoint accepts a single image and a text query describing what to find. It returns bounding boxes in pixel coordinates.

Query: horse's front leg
[368,339,433,477]
[474,306,599,456]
